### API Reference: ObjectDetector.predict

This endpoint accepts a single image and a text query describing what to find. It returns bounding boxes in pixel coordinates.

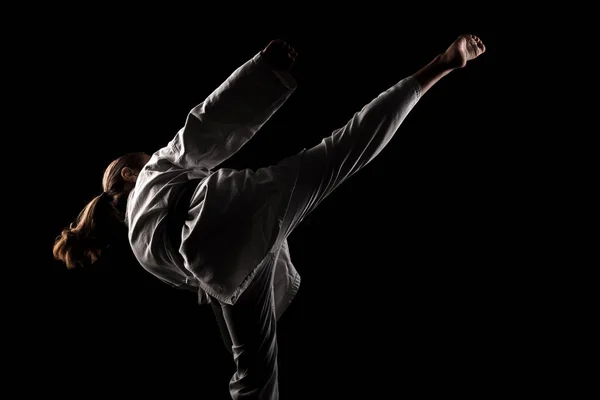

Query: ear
[121,167,138,183]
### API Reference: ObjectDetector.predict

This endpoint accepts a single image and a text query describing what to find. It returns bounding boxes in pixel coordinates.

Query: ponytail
[53,192,126,269]
[53,152,147,269]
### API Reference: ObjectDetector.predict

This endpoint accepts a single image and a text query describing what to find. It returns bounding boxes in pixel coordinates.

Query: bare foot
[441,34,486,69]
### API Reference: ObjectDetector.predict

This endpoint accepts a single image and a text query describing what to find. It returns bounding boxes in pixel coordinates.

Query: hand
[261,39,298,71]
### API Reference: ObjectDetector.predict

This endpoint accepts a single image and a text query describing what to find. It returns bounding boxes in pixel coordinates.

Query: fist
[261,39,298,71]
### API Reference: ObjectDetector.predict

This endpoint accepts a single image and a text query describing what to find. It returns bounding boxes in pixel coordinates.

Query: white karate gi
[125,52,301,315]
[125,50,422,399]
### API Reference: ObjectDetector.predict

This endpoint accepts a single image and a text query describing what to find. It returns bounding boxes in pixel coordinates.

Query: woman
[54,35,486,399]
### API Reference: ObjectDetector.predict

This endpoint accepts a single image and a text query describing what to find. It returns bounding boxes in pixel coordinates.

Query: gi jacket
[125,52,302,317]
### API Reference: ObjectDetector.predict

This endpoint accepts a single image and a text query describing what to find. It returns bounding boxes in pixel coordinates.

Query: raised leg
[279,34,486,237]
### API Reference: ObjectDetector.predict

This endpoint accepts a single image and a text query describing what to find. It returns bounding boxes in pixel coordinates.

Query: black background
[8,13,530,399]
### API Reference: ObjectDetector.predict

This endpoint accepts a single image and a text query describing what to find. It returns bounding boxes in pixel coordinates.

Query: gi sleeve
[165,51,297,170]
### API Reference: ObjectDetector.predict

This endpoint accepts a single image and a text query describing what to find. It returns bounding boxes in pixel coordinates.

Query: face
[122,153,152,185]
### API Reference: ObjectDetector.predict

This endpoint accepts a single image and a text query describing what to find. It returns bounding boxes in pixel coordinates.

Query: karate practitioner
[54,34,486,399]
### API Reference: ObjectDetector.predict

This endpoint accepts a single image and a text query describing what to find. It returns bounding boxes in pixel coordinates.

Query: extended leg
[279,34,486,236]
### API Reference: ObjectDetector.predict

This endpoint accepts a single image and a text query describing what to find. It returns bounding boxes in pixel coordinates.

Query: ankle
[432,53,455,72]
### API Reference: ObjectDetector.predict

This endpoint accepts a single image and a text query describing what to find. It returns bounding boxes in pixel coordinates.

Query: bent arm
[166,51,297,170]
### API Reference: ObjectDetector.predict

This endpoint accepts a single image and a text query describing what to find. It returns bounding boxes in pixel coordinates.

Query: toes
[467,34,485,53]
[476,39,486,53]
[469,34,481,43]
[468,37,478,48]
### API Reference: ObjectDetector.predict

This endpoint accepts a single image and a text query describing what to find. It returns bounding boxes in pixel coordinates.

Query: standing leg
[210,299,234,355]
[219,253,280,400]
[280,34,486,237]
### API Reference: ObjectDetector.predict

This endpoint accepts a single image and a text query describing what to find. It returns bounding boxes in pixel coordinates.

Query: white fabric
[125,52,301,311]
